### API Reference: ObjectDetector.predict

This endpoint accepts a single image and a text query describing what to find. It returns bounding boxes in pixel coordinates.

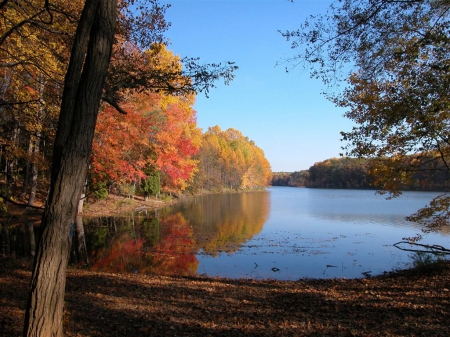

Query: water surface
[80,187,449,280]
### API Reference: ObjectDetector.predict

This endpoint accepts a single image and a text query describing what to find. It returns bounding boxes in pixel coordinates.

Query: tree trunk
[21,139,32,197]
[27,75,44,207]
[23,1,116,336]
[77,178,87,214]
[27,161,38,206]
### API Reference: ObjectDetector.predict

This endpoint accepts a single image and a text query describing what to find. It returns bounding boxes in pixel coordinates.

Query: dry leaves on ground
[1,258,450,336]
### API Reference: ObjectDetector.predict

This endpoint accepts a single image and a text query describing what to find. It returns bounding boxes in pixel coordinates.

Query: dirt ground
[81,194,175,217]
[1,257,450,337]
[0,194,174,227]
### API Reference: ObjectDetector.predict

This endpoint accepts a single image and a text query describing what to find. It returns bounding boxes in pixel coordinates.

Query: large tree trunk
[23,1,116,336]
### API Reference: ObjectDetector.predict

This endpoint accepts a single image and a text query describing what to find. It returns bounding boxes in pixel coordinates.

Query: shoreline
[81,194,176,217]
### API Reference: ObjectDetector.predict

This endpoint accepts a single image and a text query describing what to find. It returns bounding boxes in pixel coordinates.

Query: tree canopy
[194,126,272,191]
[282,0,450,237]
[0,0,239,209]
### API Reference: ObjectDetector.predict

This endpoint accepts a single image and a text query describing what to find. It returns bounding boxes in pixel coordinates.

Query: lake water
[79,187,449,280]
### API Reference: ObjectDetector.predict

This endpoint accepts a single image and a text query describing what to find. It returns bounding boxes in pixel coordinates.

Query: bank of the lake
[81,189,264,217]
[1,257,449,336]
[81,194,176,217]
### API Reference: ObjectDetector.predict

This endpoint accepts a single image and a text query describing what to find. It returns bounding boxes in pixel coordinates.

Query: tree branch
[393,241,450,254]
[0,192,44,210]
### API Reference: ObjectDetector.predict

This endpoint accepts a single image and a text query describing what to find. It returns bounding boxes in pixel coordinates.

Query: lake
[80,187,450,280]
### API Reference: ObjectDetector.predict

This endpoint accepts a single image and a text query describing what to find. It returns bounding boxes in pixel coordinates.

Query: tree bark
[23,1,116,336]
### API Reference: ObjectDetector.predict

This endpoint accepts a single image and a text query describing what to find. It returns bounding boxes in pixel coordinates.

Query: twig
[393,241,450,255]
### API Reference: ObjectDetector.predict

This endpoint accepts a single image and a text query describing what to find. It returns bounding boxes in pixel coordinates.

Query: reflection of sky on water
[196,187,449,280]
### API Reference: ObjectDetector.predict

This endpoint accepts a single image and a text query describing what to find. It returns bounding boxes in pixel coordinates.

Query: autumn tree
[91,91,201,195]
[0,0,237,209]
[0,0,239,336]
[91,44,202,196]
[282,0,450,238]
[0,1,83,207]
[194,126,272,191]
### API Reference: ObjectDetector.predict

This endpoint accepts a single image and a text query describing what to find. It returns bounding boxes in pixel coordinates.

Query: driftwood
[393,241,450,255]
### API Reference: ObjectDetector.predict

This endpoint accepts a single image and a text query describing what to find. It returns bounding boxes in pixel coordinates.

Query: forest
[1,39,271,208]
[272,156,450,191]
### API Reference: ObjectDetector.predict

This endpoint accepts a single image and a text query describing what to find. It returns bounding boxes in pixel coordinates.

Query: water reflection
[0,222,37,257]
[84,191,270,276]
[3,188,448,280]
[85,213,197,276]
[172,191,270,255]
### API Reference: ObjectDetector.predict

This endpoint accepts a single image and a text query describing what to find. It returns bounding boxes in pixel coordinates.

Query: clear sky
[160,0,355,172]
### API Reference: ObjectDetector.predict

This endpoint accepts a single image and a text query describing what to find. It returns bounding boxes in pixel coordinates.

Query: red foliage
[91,91,200,192]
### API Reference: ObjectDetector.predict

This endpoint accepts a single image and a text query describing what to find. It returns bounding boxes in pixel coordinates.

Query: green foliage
[141,218,160,245]
[141,170,160,198]
[89,181,109,201]
[88,226,109,251]
[125,184,136,199]
[159,193,173,202]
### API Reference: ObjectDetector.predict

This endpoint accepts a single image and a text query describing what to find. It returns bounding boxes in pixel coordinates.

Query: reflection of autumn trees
[83,191,269,275]
[86,214,198,276]
[90,233,146,273]
[0,223,37,258]
[172,191,270,256]
[87,216,146,273]
[150,213,198,276]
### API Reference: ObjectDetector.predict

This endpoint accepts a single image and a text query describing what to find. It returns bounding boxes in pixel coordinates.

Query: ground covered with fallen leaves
[1,258,449,336]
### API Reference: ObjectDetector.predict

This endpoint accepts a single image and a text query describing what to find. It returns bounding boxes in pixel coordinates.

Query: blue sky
[160,0,355,172]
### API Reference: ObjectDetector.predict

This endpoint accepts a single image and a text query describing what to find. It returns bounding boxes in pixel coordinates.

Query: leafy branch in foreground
[282,0,450,238]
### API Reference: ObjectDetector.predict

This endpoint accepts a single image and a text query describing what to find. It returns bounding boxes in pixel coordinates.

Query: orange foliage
[91,45,201,192]
[149,213,198,276]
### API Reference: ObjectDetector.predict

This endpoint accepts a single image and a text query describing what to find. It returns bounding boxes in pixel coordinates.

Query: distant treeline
[272,156,450,191]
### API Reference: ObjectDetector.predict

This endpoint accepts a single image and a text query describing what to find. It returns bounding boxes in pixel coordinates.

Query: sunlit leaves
[1,1,238,204]
[91,46,201,194]
[194,126,272,191]
[0,0,84,199]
